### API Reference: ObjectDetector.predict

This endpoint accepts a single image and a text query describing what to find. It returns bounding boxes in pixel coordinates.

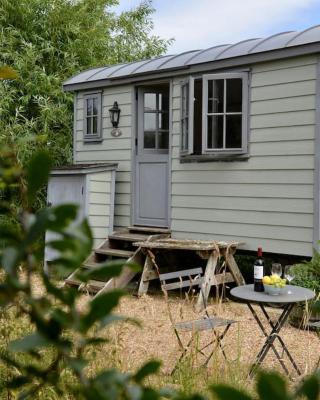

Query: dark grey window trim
[180,77,194,155]
[202,72,249,155]
[83,91,102,142]
[179,71,250,160]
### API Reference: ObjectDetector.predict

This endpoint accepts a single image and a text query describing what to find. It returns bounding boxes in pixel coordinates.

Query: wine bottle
[254,247,264,292]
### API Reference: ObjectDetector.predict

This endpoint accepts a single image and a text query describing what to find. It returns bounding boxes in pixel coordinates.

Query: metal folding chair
[159,267,236,374]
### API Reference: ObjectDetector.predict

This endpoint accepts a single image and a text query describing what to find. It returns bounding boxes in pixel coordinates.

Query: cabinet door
[45,175,85,262]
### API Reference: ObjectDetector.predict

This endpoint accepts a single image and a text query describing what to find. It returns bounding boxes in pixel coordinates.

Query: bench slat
[159,267,202,281]
[162,277,203,291]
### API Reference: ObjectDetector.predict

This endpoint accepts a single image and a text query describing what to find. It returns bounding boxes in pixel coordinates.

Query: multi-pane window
[180,72,248,157]
[84,93,102,141]
[143,91,169,151]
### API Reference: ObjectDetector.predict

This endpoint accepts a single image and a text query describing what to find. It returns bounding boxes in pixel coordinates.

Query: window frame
[83,91,102,142]
[180,77,194,156]
[202,72,249,155]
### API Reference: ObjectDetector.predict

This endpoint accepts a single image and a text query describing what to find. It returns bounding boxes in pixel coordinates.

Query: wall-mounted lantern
[109,101,122,137]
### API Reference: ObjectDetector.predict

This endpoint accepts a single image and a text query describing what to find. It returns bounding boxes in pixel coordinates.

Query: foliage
[0,0,172,169]
[292,248,320,295]
[0,147,320,398]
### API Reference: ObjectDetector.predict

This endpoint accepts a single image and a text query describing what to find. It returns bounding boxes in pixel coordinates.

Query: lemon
[262,276,271,285]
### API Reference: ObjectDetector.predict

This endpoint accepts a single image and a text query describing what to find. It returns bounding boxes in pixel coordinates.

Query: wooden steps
[127,226,171,234]
[64,226,171,296]
[108,232,151,243]
[94,248,134,258]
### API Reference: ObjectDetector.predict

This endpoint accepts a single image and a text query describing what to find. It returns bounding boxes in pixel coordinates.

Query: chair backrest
[159,267,203,291]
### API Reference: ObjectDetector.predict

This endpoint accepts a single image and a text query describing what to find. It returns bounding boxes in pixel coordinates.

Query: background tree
[0,0,171,170]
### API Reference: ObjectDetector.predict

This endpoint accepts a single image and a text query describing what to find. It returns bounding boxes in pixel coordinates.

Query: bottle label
[254,265,263,279]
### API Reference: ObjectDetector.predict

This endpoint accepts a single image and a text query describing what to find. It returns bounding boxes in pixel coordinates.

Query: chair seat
[175,317,236,332]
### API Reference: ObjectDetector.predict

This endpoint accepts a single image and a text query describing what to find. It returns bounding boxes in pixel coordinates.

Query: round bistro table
[230,284,315,378]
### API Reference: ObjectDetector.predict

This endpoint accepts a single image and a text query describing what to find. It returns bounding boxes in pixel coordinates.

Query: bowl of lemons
[262,274,287,295]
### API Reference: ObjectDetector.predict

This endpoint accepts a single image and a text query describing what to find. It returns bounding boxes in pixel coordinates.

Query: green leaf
[26,151,52,203]
[79,290,124,333]
[0,65,18,79]
[210,385,253,400]
[68,358,88,375]
[256,372,289,400]
[134,361,161,383]
[9,332,51,352]
[295,374,320,400]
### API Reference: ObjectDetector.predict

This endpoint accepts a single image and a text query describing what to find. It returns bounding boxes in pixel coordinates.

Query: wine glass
[271,263,282,277]
[284,265,294,294]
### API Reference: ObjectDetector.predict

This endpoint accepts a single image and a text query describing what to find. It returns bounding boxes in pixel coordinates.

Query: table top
[230,284,315,304]
[133,238,243,251]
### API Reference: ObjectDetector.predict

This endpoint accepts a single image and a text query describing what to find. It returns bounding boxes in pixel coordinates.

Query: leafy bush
[292,249,320,295]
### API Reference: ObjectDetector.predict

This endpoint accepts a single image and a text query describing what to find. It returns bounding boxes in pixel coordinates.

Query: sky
[112,0,320,54]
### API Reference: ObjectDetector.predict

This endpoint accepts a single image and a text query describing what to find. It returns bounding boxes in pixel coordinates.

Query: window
[143,89,169,151]
[83,92,102,141]
[180,72,249,158]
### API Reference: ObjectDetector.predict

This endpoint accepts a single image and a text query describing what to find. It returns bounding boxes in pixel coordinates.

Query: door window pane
[144,113,156,130]
[158,131,169,149]
[226,115,242,148]
[144,131,156,148]
[144,93,157,111]
[226,79,242,112]
[207,115,223,148]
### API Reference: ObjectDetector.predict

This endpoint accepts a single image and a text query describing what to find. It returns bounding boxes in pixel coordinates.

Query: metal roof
[63,24,320,90]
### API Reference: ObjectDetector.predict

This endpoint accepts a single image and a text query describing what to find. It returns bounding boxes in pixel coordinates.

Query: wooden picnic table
[133,238,245,310]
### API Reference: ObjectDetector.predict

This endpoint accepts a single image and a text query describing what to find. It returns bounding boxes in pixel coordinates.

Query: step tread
[128,226,171,234]
[109,231,150,242]
[95,248,134,258]
[65,278,106,293]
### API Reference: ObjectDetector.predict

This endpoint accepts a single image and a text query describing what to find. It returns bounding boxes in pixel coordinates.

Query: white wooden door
[134,86,170,227]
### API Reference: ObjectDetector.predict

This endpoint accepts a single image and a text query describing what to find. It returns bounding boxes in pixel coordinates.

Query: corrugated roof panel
[286,25,320,47]
[64,67,107,85]
[132,55,175,74]
[186,44,230,65]
[158,50,202,69]
[87,64,126,81]
[216,38,262,59]
[249,31,296,53]
[109,59,151,78]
